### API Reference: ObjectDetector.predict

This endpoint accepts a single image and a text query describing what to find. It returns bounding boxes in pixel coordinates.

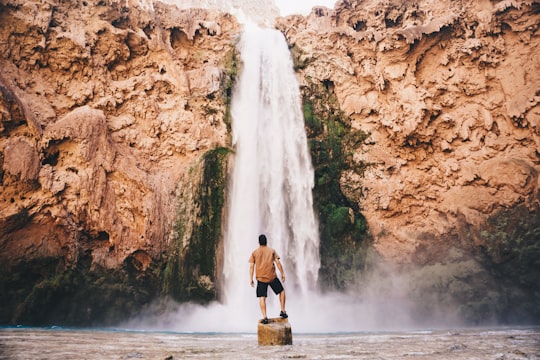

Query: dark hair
[259,234,267,245]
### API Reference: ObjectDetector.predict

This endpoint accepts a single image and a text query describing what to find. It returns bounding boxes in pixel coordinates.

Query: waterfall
[129,23,418,334]
[222,23,320,316]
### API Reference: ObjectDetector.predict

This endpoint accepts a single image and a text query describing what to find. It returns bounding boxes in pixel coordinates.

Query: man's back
[250,246,278,283]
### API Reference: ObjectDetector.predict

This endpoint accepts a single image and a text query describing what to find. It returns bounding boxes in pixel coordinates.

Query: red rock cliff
[0,0,238,325]
[277,0,540,322]
[1,0,539,325]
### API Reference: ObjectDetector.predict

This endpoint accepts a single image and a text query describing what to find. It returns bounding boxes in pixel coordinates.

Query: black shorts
[256,278,284,297]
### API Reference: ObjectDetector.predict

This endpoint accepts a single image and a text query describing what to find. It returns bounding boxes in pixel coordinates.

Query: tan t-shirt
[249,245,280,283]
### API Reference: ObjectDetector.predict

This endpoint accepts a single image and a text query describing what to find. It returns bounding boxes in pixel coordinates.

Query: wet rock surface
[257,318,293,346]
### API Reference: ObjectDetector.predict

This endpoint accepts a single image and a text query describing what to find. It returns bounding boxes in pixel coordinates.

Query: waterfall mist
[123,24,464,334]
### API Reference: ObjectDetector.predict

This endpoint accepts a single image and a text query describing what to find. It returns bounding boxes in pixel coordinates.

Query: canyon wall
[1,0,539,325]
[0,0,238,324]
[278,0,540,323]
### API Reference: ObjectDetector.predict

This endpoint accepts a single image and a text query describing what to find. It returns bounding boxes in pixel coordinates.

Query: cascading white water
[128,21,442,334]
[222,23,320,314]
[127,22,383,334]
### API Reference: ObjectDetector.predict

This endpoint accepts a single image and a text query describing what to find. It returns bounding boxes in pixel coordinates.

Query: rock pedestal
[257,318,292,346]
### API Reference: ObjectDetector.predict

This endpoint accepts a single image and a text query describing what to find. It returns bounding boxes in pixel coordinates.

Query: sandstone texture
[0,0,238,324]
[277,0,540,320]
[278,0,540,263]
[0,0,236,266]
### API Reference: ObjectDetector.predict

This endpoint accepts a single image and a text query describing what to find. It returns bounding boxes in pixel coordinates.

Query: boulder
[257,318,292,346]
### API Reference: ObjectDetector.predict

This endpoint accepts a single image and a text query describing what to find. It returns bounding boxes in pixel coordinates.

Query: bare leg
[279,290,286,313]
[259,297,267,319]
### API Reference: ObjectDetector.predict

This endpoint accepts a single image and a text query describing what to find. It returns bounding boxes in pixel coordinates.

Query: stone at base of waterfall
[257,318,293,346]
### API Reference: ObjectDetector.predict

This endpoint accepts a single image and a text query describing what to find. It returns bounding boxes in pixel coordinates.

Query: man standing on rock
[249,234,288,324]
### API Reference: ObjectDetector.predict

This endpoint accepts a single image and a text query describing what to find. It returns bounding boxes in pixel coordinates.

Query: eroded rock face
[0,0,239,324]
[277,0,540,322]
[1,0,539,325]
[278,0,539,263]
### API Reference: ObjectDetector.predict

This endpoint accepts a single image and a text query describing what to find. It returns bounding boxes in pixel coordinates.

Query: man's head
[259,234,267,246]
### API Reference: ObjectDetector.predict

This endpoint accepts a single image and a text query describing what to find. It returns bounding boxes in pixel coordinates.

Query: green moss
[479,207,540,280]
[477,206,540,323]
[163,147,230,303]
[290,44,310,70]
[303,102,322,134]
[221,48,238,133]
[327,207,351,236]
[0,256,162,326]
[301,78,371,290]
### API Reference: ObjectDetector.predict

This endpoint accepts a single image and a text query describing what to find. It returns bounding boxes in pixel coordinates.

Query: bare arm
[249,262,255,287]
[275,258,285,282]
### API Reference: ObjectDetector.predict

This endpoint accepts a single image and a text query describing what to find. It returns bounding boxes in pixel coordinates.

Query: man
[249,234,288,324]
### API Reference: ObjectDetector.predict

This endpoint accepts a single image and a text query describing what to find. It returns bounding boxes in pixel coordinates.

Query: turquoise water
[0,326,538,359]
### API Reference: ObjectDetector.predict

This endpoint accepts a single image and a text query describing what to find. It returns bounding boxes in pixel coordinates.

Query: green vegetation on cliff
[302,78,371,290]
[478,206,540,323]
[222,49,238,133]
[0,248,162,326]
[163,147,229,303]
